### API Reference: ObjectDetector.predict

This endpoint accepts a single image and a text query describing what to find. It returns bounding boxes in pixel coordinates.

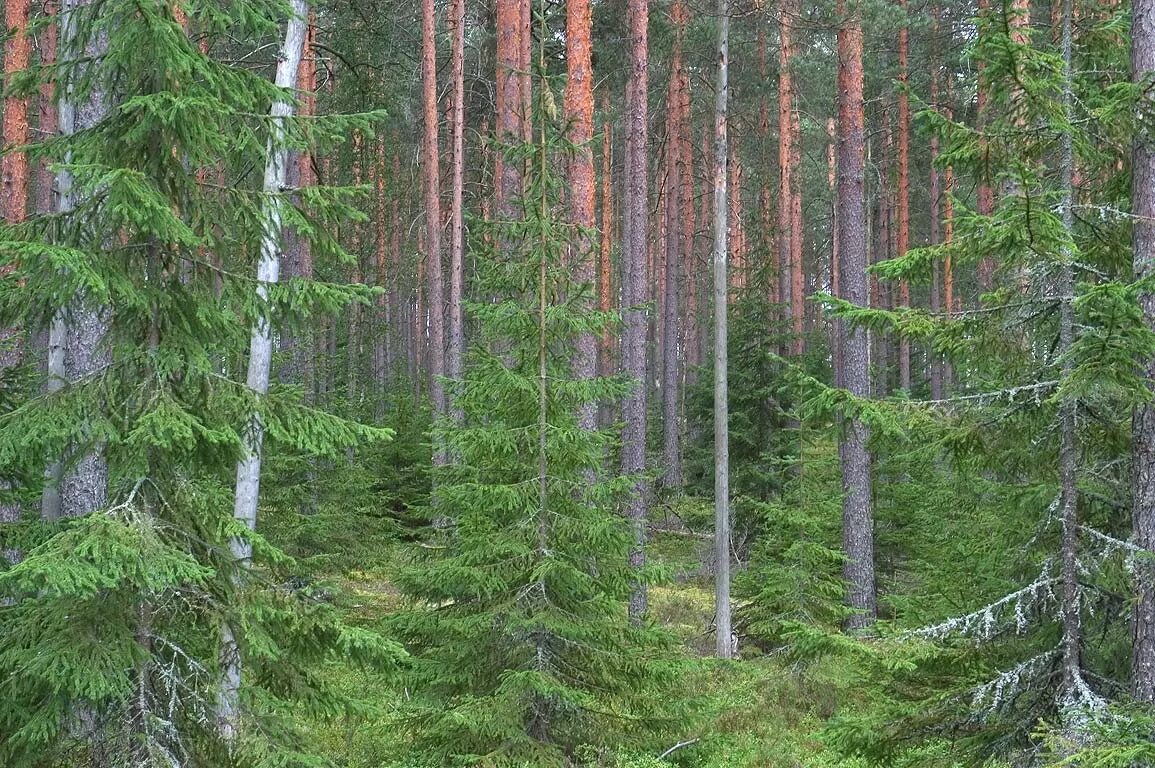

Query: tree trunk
[896,0,911,392]
[621,0,650,621]
[598,116,614,425]
[421,0,445,457]
[1,0,32,539]
[1134,0,1155,703]
[2,0,31,224]
[660,2,686,488]
[565,0,596,430]
[220,0,307,739]
[778,0,795,349]
[977,0,996,290]
[836,0,875,630]
[929,24,943,401]
[44,0,111,523]
[713,0,732,658]
[447,0,465,422]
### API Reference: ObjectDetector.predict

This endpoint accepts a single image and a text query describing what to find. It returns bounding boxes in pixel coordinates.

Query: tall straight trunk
[678,59,696,387]
[373,135,389,402]
[495,0,527,225]
[348,132,364,410]
[778,0,796,345]
[1134,0,1155,704]
[713,0,732,659]
[829,117,842,388]
[391,150,404,386]
[977,0,996,289]
[598,117,614,426]
[757,20,777,306]
[836,0,875,629]
[929,25,943,401]
[872,108,892,398]
[46,0,110,523]
[1056,0,1082,697]
[660,1,686,487]
[1,0,32,537]
[220,0,307,739]
[565,0,596,430]
[447,0,465,420]
[421,0,446,452]
[789,85,803,352]
[36,1,56,220]
[943,125,954,392]
[621,0,650,621]
[281,15,315,393]
[728,141,745,291]
[2,0,31,225]
[896,0,911,391]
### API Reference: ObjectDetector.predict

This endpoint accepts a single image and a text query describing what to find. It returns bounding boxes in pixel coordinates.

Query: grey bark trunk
[42,0,109,524]
[447,0,465,422]
[712,0,732,659]
[219,0,307,740]
[660,108,681,490]
[1134,0,1155,704]
[620,0,650,621]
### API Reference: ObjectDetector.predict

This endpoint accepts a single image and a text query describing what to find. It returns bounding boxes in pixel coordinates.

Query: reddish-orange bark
[758,20,777,305]
[36,1,56,217]
[778,0,797,346]
[2,0,32,225]
[896,0,911,390]
[565,0,596,417]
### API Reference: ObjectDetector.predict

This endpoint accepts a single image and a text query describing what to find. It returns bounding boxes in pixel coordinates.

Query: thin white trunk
[712,0,732,660]
[218,0,308,741]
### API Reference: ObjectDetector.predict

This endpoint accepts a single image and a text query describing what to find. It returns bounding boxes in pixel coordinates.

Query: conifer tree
[0,0,400,762]
[390,61,671,765]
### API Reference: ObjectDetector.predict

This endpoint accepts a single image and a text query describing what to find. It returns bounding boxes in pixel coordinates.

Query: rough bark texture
[421,0,445,455]
[929,29,943,401]
[598,117,614,428]
[1133,0,1155,704]
[659,1,686,488]
[778,0,796,350]
[896,0,911,391]
[621,0,650,621]
[712,0,732,658]
[447,0,465,422]
[221,1,307,738]
[46,0,111,523]
[1,0,32,537]
[758,22,776,306]
[565,0,597,431]
[2,0,31,225]
[836,0,875,630]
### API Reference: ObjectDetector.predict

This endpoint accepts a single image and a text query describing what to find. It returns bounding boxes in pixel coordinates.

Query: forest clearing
[1,0,1155,764]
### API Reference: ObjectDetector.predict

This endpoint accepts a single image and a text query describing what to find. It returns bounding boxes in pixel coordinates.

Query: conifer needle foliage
[389,67,674,767]
[0,1,400,764]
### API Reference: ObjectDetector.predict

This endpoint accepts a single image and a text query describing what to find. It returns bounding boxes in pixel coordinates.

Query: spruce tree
[389,62,672,766]
[0,0,401,763]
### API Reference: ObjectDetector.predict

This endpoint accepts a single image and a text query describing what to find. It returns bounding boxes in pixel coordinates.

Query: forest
[2,0,1155,764]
